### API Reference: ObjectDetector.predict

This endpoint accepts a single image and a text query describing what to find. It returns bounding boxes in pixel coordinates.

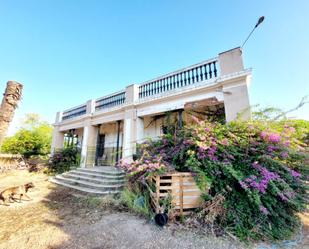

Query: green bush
[1,114,52,158]
[120,118,309,241]
[48,147,81,174]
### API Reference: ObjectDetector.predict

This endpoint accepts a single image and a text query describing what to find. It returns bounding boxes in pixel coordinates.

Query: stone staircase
[50,166,126,195]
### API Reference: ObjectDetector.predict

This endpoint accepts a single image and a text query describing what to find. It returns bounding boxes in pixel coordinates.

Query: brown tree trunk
[0,81,23,148]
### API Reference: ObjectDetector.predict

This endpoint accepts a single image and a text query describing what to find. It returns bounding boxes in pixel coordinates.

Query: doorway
[95,134,105,166]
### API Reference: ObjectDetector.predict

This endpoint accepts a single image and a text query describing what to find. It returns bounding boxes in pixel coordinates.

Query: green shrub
[48,147,81,174]
[1,114,52,158]
[120,187,152,217]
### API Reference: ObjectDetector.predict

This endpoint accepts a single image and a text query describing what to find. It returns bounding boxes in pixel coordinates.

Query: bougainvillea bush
[118,148,167,186]
[119,117,309,241]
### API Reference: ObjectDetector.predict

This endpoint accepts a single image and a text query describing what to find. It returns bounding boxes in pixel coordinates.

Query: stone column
[51,112,64,154]
[122,109,135,162]
[122,84,140,162]
[136,117,144,144]
[218,47,251,122]
[80,122,98,168]
[80,100,97,167]
[86,99,95,114]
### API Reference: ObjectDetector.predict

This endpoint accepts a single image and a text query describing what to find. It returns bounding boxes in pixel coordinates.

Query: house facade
[51,47,252,167]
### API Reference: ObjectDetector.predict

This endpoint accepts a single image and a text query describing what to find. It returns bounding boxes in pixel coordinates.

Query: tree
[252,96,309,121]
[1,114,53,158]
[0,81,23,148]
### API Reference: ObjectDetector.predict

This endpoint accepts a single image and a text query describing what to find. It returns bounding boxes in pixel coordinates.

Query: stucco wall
[143,116,164,140]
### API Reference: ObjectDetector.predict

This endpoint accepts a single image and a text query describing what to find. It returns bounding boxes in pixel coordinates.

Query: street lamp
[241,16,265,48]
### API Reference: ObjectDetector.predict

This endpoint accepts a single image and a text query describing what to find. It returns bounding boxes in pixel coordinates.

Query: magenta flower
[260,131,267,140]
[239,181,248,190]
[267,145,276,153]
[245,163,280,193]
[259,206,269,215]
[204,127,210,132]
[260,131,281,143]
[197,151,207,160]
[284,140,291,146]
[280,151,289,159]
[183,140,193,145]
[268,133,281,143]
[290,169,301,178]
[278,193,289,202]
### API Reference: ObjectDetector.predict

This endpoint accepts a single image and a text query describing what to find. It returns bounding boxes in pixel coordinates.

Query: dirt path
[0,170,307,249]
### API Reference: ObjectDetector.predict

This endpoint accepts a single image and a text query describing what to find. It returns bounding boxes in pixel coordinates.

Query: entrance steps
[49,166,125,195]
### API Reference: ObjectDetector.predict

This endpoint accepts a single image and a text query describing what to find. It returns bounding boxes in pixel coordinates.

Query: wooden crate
[148,172,203,216]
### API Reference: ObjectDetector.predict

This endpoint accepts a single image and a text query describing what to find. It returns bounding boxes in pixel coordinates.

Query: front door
[95,134,105,166]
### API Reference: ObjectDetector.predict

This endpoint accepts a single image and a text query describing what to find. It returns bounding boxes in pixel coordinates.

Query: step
[54,175,124,191]
[76,167,125,176]
[62,172,125,185]
[49,178,121,195]
[69,170,125,180]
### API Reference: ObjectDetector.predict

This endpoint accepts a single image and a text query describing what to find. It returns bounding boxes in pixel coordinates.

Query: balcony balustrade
[60,58,220,121]
[95,91,126,111]
[62,105,87,121]
[138,58,218,99]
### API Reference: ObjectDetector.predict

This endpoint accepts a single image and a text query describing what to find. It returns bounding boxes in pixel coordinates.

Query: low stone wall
[0,154,26,173]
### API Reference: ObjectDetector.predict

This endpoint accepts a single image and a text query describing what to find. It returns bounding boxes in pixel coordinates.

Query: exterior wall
[52,47,252,165]
[219,47,244,75]
[143,116,164,140]
[223,82,251,121]
[51,126,64,153]
[218,47,251,121]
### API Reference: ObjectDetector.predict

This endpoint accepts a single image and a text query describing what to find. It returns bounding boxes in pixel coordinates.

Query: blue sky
[0,0,308,134]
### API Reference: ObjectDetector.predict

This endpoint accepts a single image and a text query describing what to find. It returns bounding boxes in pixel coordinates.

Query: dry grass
[0,170,120,249]
[0,170,308,249]
[0,171,64,248]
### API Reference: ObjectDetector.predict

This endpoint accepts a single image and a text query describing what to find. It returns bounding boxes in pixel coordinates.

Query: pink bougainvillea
[260,131,281,143]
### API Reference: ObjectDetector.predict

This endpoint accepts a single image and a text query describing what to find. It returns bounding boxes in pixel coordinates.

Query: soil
[0,170,308,249]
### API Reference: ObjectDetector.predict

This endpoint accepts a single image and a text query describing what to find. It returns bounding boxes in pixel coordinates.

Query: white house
[51,47,251,168]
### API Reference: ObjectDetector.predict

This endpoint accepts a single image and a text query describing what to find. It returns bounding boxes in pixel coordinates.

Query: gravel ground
[50,212,248,249]
[0,170,307,249]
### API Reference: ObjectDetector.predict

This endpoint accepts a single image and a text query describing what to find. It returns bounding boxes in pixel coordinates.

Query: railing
[95,91,126,111]
[138,58,218,99]
[60,58,219,119]
[62,105,87,121]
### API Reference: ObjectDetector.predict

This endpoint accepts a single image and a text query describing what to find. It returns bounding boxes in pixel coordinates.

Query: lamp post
[241,16,265,48]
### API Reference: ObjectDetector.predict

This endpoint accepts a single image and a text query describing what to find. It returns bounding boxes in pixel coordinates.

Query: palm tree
[0,81,23,148]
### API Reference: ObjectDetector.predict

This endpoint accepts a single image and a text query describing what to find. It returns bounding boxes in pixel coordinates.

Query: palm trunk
[0,81,23,148]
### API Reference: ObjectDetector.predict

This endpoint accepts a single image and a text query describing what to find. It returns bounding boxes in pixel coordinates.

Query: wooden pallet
[148,172,203,216]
